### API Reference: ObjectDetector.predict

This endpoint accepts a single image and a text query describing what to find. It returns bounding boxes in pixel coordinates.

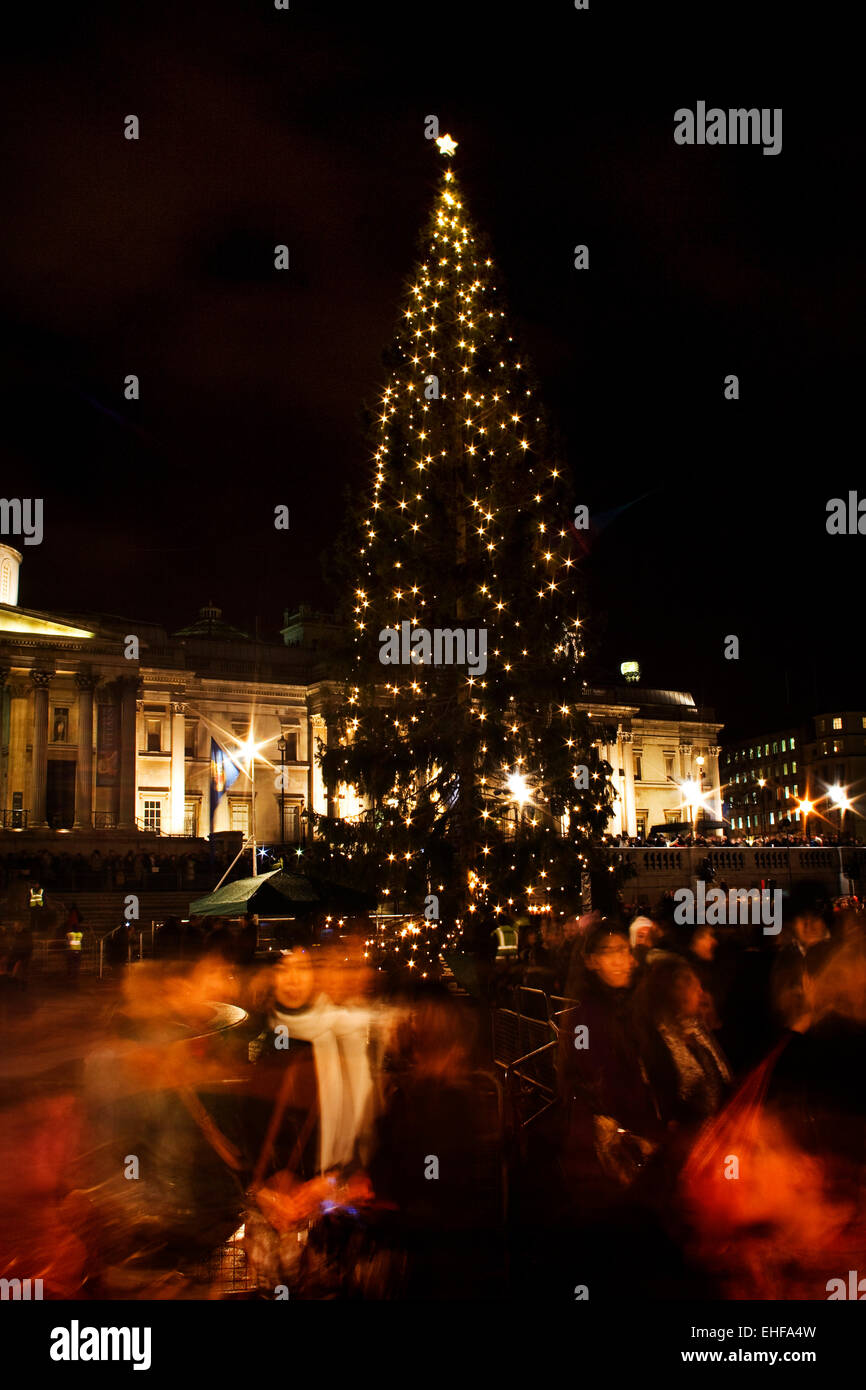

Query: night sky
[1,4,860,739]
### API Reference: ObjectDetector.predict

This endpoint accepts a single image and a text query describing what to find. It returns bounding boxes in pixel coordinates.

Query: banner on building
[210,738,240,821]
[96,700,120,786]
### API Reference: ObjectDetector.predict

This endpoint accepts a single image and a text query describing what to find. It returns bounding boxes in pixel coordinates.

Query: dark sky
[1,3,860,739]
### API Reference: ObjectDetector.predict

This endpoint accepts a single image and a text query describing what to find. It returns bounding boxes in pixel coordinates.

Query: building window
[185,722,197,757]
[833,717,842,730]
[229,800,250,835]
[633,754,642,780]
[146,718,162,753]
[143,800,162,833]
[52,707,69,743]
[184,800,198,837]
[790,737,796,749]
[764,743,769,756]
[664,753,675,779]
[636,813,647,838]
[792,761,797,772]
[282,729,299,761]
[769,812,775,825]
[832,742,841,754]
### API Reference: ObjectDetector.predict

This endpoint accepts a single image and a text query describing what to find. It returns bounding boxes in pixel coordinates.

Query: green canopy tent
[190,869,320,920]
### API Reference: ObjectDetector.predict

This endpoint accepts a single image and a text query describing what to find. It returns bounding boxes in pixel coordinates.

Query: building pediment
[0,602,96,641]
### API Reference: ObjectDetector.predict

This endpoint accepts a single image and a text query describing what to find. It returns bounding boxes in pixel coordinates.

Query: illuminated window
[0,560,11,601]
[230,800,250,835]
[633,754,642,780]
[833,717,842,730]
[143,800,161,832]
[184,800,198,837]
[146,718,162,753]
[664,753,675,779]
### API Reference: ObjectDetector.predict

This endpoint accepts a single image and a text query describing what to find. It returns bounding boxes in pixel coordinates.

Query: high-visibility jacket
[66,931,83,952]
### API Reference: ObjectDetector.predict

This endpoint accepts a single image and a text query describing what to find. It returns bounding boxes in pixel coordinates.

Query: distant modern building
[722,711,866,838]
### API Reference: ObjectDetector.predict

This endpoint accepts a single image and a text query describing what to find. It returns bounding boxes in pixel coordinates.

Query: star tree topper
[435,133,458,156]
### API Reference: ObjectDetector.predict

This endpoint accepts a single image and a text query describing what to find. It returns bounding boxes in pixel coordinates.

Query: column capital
[8,681,29,700]
[619,730,633,744]
[678,742,693,754]
[708,745,722,756]
[30,668,53,690]
[75,671,98,693]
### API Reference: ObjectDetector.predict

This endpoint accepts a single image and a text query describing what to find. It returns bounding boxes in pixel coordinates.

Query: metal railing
[492,989,579,1132]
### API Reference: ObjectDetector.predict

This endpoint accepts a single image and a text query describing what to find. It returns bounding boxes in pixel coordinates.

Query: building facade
[722,711,866,838]
[1,546,723,850]
[581,685,723,838]
[0,545,335,847]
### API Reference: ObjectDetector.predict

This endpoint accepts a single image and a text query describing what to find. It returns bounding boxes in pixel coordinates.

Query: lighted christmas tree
[310,133,615,955]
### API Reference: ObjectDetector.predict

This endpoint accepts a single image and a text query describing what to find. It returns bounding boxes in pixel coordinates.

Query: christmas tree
[310,134,615,959]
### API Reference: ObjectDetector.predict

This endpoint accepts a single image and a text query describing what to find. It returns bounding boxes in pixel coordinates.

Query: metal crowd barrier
[492,989,579,1131]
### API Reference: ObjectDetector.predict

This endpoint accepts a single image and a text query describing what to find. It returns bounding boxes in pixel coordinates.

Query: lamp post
[798,798,813,845]
[278,734,287,846]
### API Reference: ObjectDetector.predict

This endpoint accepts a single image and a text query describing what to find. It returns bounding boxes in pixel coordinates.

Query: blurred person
[369,990,505,1298]
[241,946,380,1292]
[635,956,732,1129]
[558,922,662,1188]
[771,881,832,1028]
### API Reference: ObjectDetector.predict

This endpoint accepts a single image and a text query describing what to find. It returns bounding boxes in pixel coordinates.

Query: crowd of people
[602,831,863,848]
[2,884,866,1301]
[0,847,228,894]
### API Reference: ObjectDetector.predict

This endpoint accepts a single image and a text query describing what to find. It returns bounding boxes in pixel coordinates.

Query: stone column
[170,701,186,834]
[679,743,694,780]
[30,669,52,827]
[707,745,723,822]
[0,664,8,814]
[73,672,97,829]
[6,681,29,823]
[117,677,139,829]
[620,730,637,838]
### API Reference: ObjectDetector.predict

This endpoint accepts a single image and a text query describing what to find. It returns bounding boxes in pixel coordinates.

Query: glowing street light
[798,798,813,843]
[230,725,273,877]
[507,770,532,807]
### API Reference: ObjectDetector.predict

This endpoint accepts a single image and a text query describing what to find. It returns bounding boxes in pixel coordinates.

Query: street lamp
[278,734,287,846]
[233,727,269,876]
[828,785,851,841]
[798,798,814,844]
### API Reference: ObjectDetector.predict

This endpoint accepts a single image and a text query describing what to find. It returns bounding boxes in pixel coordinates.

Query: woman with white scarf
[243,947,380,1272]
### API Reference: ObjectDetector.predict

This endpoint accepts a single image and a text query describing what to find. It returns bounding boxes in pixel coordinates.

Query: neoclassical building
[0,545,723,848]
[580,683,723,837]
[0,544,337,845]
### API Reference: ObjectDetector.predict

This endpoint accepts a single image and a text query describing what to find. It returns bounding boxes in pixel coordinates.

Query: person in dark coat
[558,922,663,1185]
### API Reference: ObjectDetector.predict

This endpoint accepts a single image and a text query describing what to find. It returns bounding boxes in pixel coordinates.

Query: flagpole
[250,755,257,877]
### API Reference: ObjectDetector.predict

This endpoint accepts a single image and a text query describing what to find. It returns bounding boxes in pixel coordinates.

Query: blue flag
[210,738,240,822]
